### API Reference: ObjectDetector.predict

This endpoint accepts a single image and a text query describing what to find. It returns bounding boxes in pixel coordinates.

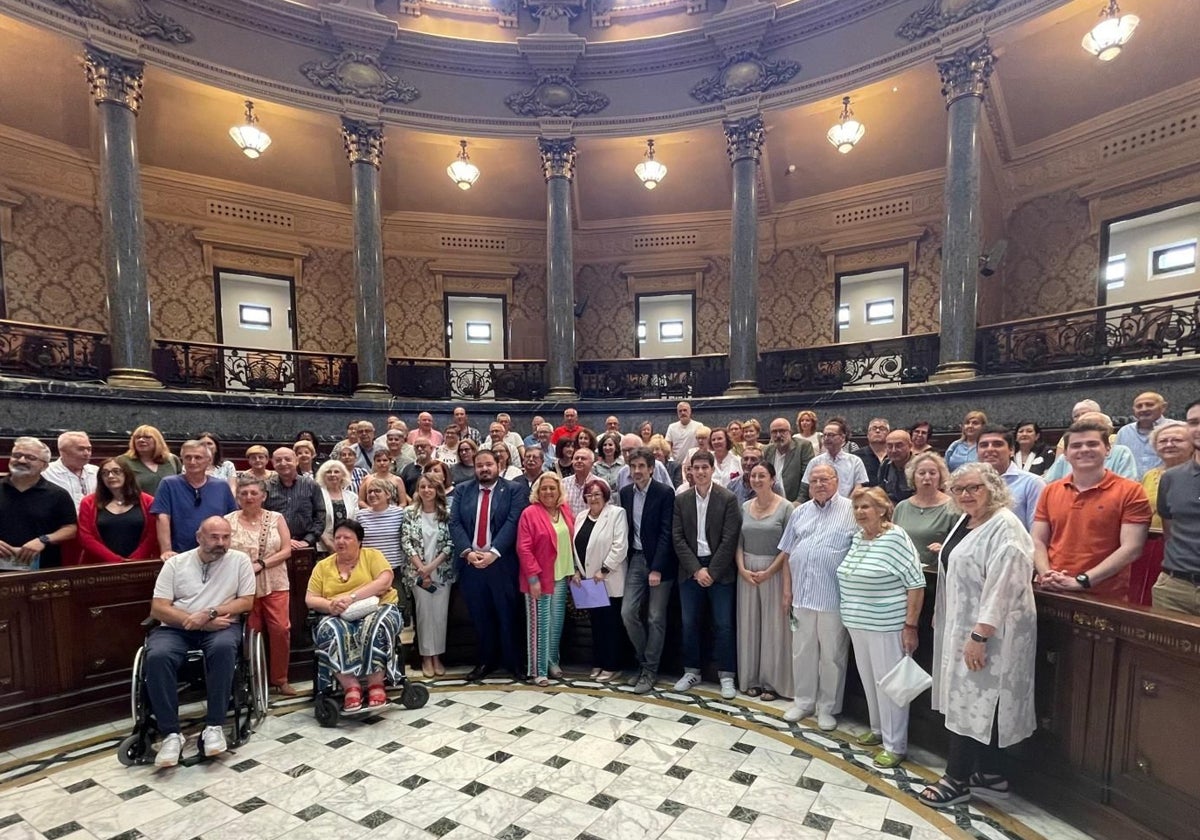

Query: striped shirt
[803,451,869,497]
[837,527,925,632]
[564,472,601,516]
[358,505,405,569]
[778,495,858,613]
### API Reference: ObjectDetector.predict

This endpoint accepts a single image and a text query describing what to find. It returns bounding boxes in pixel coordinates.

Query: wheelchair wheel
[129,645,147,726]
[116,732,152,767]
[400,682,430,710]
[247,629,269,724]
[314,696,341,728]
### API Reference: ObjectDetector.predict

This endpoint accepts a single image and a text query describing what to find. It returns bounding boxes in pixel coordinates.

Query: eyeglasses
[100,468,125,477]
[584,493,604,500]
[948,483,986,497]
[365,488,386,495]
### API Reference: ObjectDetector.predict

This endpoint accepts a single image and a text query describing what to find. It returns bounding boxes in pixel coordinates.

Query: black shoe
[466,665,495,681]
[514,671,529,682]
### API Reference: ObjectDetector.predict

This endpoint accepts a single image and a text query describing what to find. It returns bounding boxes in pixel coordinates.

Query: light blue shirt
[778,495,857,613]
[802,451,869,497]
[1002,462,1045,532]
[1116,418,1174,478]
[945,440,978,472]
[1043,444,1138,482]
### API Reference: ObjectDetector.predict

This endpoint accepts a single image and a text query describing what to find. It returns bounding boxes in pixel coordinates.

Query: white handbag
[878,654,933,706]
[340,595,380,622]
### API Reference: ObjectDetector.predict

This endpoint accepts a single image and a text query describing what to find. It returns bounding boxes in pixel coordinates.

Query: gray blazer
[763,439,815,502]
[672,483,742,584]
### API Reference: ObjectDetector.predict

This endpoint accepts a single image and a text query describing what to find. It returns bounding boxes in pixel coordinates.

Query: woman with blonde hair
[117,425,181,495]
[795,410,821,452]
[945,410,988,472]
[893,452,956,568]
[316,459,360,552]
[401,475,455,677]
[517,472,579,686]
[743,418,762,446]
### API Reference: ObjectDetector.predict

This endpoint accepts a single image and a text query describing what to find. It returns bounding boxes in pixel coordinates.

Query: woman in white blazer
[572,478,628,682]
[316,460,361,552]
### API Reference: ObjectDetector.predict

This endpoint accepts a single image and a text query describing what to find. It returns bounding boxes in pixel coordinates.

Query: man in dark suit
[619,447,676,694]
[449,448,528,680]
[765,417,814,503]
[672,449,743,699]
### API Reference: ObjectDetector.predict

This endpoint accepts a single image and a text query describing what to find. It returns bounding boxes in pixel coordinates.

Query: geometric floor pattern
[0,676,1090,840]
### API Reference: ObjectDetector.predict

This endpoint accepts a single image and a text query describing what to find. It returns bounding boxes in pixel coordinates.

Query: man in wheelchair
[146,516,255,767]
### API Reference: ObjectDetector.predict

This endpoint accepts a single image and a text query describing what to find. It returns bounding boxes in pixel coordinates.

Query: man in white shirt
[42,431,98,512]
[145,516,255,767]
[666,401,699,462]
[801,418,869,500]
[495,413,526,458]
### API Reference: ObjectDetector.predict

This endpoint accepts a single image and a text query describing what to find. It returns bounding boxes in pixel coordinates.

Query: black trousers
[945,712,1002,781]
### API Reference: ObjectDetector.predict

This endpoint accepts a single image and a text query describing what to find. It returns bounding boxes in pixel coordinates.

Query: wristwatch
[37,534,51,547]
[969,631,989,643]
[599,567,611,575]
[207,608,218,620]
[1075,573,1092,590]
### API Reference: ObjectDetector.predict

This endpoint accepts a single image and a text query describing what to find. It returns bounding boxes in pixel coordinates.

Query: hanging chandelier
[228,100,271,159]
[634,139,667,190]
[447,140,481,190]
[1082,1,1139,61]
[826,96,865,154]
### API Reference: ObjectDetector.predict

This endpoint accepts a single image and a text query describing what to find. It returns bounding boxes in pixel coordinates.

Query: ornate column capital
[936,37,995,107]
[341,118,385,168]
[538,137,577,181]
[84,46,144,114]
[723,114,765,165]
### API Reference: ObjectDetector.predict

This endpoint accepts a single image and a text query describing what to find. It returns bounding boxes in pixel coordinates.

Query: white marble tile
[504,732,573,764]
[682,721,744,749]
[300,741,384,779]
[741,814,827,840]
[276,809,368,840]
[445,691,510,708]
[630,702,689,722]
[490,691,548,710]
[422,702,491,729]
[538,761,618,803]
[391,722,469,755]
[201,762,294,805]
[365,818,436,839]
[573,714,639,741]
[626,717,692,746]
[386,783,472,831]
[583,696,645,718]
[76,791,180,838]
[656,805,748,840]
[521,708,579,737]
[811,784,890,830]
[538,692,598,715]
[260,769,348,813]
[674,743,745,778]
[474,708,538,734]
[200,804,305,840]
[417,751,495,789]
[454,726,519,758]
[614,738,687,774]
[585,799,676,840]
[736,776,817,823]
[254,738,335,772]
[322,775,409,820]
[736,747,810,785]
[734,729,794,755]
[598,765,681,810]
[440,825,493,840]
[0,821,47,840]
[666,769,746,816]
[360,746,439,784]
[556,734,628,769]
[446,786,536,835]
[14,783,122,832]
[515,793,603,840]
[801,756,869,791]
[136,796,240,840]
[476,755,556,796]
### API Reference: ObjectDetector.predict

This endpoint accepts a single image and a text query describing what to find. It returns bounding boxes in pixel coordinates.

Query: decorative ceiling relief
[53,0,193,43]
[300,51,419,103]
[590,0,708,29]
[896,0,1003,41]
[690,51,800,103]
[397,0,519,28]
[506,74,609,117]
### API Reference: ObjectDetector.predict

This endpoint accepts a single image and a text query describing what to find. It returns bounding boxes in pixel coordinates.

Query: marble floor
[0,674,1092,840]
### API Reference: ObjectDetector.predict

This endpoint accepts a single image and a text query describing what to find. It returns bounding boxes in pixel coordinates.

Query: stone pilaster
[539,137,578,400]
[723,114,764,395]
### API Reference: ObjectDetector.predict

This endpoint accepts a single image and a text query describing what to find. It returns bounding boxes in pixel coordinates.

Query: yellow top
[307,547,399,604]
[1142,467,1163,534]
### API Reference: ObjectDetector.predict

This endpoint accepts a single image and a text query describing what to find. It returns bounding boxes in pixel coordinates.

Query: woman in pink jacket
[517,473,579,686]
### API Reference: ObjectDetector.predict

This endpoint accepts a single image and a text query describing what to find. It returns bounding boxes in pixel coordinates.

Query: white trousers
[790,607,849,716]
[847,628,909,755]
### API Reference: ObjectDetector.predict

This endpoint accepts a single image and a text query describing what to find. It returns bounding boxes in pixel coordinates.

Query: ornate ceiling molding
[52,0,193,43]
[84,45,145,113]
[691,51,799,104]
[301,51,420,103]
[506,74,609,118]
[896,0,1003,41]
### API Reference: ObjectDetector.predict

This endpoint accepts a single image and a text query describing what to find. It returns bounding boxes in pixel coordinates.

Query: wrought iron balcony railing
[759,333,939,392]
[576,354,729,399]
[976,292,1200,375]
[0,319,110,382]
[152,340,356,396]
[387,357,546,401]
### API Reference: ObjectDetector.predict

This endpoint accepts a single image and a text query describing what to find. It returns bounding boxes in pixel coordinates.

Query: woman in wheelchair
[306,520,402,712]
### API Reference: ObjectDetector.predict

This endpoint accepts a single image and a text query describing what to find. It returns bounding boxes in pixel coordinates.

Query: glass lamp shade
[635,157,667,189]
[447,157,480,190]
[1082,10,1139,61]
[229,123,272,159]
[827,118,865,154]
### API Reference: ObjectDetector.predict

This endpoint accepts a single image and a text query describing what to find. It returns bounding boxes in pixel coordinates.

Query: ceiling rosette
[300,51,420,104]
[505,74,610,118]
[896,0,1004,41]
[689,50,800,104]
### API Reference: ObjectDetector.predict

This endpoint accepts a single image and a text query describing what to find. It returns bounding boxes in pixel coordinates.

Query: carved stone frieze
[723,115,765,165]
[690,51,799,104]
[53,0,193,43]
[936,37,995,105]
[538,137,577,181]
[341,119,385,168]
[300,52,420,104]
[896,0,1002,41]
[506,75,609,118]
[524,0,586,34]
[84,45,145,113]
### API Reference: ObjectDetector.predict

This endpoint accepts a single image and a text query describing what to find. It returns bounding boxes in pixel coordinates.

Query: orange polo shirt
[1035,469,1152,599]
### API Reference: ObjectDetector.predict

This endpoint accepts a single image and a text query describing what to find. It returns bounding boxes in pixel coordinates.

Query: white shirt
[42,459,98,512]
[694,486,712,556]
[153,547,255,613]
[666,420,698,462]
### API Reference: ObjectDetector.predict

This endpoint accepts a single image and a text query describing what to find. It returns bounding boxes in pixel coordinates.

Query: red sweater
[77,492,159,564]
[516,503,576,593]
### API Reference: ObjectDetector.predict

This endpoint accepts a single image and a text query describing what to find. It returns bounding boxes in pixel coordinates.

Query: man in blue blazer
[449,449,528,680]
[619,446,676,694]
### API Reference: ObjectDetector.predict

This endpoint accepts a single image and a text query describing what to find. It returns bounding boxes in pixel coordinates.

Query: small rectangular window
[446,321,453,338]
[1151,242,1196,276]
[465,321,491,343]
[865,298,895,325]
[1105,254,1126,290]
[838,304,850,328]
[659,320,684,342]
[238,304,271,330]
[637,321,647,342]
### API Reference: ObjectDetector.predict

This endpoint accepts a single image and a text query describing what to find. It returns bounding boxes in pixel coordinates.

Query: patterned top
[225,509,288,593]
[837,527,925,632]
[400,507,455,587]
[358,505,405,569]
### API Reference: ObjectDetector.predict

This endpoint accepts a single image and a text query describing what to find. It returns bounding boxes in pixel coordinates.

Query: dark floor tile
[576,834,604,840]
[509,726,532,737]
[587,793,617,810]
[882,818,913,838]
[602,761,628,775]
[665,766,691,780]
[432,746,458,759]
[730,770,757,786]
[341,769,370,784]
[378,741,403,753]
[496,825,530,840]
[361,714,386,725]
[791,747,808,758]
[437,698,455,707]
[400,775,429,790]
[235,797,267,814]
[409,719,433,729]
[803,812,834,831]
[486,751,512,763]
[276,733,302,744]
[799,777,824,793]
[0,817,22,831]
[359,810,393,829]
[118,785,152,801]
[523,787,552,803]
[286,764,314,778]
[458,722,481,733]
[108,830,145,840]
[678,714,701,725]
[615,734,639,746]
[295,804,327,822]
[231,759,260,773]
[64,780,97,794]
[625,712,648,722]
[426,817,459,837]
[481,702,502,711]
[672,738,695,750]
[730,742,755,754]
[543,755,570,768]
[175,791,208,806]
[44,821,83,840]
[528,706,549,715]
[656,800,687,817]
[576,709,597,718]
[561,730,585,742]
[325,737,352,749]
[459,781,489,797]
[728,806,759,824]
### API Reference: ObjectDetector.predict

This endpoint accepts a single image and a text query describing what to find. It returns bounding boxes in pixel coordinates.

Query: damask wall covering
[296,245,356,355]
[1003,190,1099,321]
[758,244,834,349]
[383,254,441,358]
[145,218,217,343]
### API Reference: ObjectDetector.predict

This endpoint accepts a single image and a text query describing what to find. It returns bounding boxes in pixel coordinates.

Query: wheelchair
[309,607,429,727]
[116,619,268,766]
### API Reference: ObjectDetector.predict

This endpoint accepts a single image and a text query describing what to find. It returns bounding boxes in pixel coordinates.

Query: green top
[552,515,575,580]
[837,527,925,632]
[892,500,957,567]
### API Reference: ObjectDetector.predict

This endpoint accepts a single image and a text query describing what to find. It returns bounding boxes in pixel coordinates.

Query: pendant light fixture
[827,96,866,154]
[447,140,481,190]
[634,139,667,190]
[1082,1,1139,61]
[228,100,272,159]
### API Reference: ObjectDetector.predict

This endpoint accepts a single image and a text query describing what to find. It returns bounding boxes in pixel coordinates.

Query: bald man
[264,447,325,550]
[1116,391,1175,477]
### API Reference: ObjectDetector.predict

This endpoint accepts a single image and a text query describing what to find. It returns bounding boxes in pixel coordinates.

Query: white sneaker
[673,672,701,692]
[817,712,838,732]
[783,705,812,723]
[719,677,737,700]
[201,725,227,757]
[155,733,183,768]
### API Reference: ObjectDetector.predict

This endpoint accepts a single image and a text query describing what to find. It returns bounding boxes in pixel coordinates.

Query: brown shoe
[272,682,298,697]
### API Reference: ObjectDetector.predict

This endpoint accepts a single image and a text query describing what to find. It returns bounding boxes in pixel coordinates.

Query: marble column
[723,115,765,395]
[341,119,389,399]
[84,46,160,389]
[539,137,578,400]
[933,38,995,381]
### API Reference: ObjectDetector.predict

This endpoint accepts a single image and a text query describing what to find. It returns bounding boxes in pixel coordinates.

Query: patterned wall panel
[296,245,356,354]
[510,262,547,359]
[384,254,443,358]
[696,255,730,355]
[4,193,105,330]
[759,245,833,349]
[145,219,216,342]
[1003,190,1099,320]
[575,262,634,359]
[907,226,943,334]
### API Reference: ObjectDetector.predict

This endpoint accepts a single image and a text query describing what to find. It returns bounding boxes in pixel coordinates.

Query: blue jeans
[144,623,241,734]
[621,552,673,678]
[679,576,736,674]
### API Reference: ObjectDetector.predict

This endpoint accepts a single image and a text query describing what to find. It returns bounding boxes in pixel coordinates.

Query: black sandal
[746,687,762,698]
[968,772,1010,800]
[919,776,970,810]
[760,691,778,702]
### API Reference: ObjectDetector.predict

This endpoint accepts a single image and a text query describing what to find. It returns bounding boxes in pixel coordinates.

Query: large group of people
[2,393,1198,790]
